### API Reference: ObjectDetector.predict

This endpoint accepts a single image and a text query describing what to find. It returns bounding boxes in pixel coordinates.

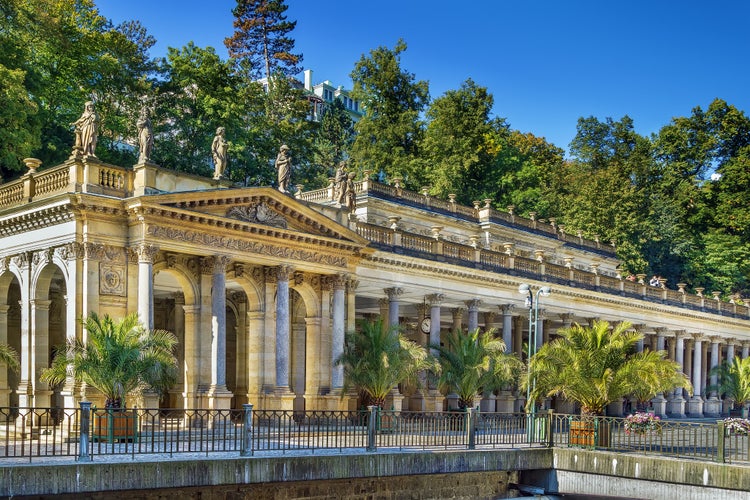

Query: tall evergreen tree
[225,0,302,81]
[349,39,429,186]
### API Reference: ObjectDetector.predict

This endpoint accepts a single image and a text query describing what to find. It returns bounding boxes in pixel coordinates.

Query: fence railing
[1,406,748,465]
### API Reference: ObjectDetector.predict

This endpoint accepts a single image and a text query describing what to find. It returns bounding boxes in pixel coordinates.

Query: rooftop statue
[212,127,228,180]
[136,107,153,163]
[71,101,100,158]
[275,144,291,193]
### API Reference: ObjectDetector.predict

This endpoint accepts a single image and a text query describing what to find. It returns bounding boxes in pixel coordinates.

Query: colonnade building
[1,156,748,418]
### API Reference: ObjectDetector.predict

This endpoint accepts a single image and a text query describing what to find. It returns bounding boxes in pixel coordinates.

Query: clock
[420,317,431,334]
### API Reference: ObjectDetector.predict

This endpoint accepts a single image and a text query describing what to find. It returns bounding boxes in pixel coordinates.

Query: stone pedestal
[703,397,721,418]
[446,393,460,411]
[479,393,496,413]
[496,390,515,414]
[686,396,704,418]
[385,388,405,412]
[650,394,668,418]
[667,395,686,418]
[606,398,624,417]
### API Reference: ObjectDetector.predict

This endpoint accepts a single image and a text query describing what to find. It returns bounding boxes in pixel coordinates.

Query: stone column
[171,293,186,406]
[724,341,737,415]
[451,307,465,332]
[687,334,704,417]
[136,244,158,330]
[500,305,514,354]
[181,304,200,410]
[535,309,545,351]
[275,265,293,394]
[331,274,347,390]
[513,315,524,358]
[704,336,722,417]
[384,287,403,329]
[650,328,668,417]
[667,332,686,418]
[206,256,232,410]
[0,305,10,406]
[30,299,52,409]
[742,341,750,359]
[346,279,358,337]
[426,293,445,411]
[466,299,481,332]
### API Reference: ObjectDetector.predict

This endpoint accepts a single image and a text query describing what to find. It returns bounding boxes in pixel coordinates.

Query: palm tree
[0,343,19,373]
[336,317,436,407]
[42,312,178,409]
[526,320,691,416]
[709,356,750,412]
[431,328,523,409]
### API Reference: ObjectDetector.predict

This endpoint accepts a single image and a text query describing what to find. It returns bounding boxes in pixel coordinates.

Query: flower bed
[723,417,750,436]
[624,412,661,435]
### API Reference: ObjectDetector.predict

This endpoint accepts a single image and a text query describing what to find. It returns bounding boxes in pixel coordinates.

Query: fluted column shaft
[331,275,346,389]
[275,266,292,390]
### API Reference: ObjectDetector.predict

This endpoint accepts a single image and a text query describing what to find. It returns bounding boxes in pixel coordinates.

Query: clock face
[420,318,431,333]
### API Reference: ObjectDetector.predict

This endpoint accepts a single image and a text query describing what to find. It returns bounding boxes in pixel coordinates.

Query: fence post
[466,407,476,450]
[78,401,92,462]
[717,420,725,464]
[241,403,254,457]
[366,405,377,452]
[546,409,554,447]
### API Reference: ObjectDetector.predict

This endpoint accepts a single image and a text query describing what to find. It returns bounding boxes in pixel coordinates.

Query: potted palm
[431,328,523,410]
[42,312,177,442]
[526,320,691,447]
[336,317,435,425]
[709,356,750,418]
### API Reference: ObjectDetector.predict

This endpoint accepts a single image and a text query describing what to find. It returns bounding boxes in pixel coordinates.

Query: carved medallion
[100,263,126,296]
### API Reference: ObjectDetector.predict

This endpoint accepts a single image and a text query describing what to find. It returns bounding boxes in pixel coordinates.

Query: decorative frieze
[148,225,347,268]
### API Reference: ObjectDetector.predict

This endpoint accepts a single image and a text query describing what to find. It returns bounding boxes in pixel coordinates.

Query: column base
[422,390,444,412]
[479,394,497,413]
[686,396,705,418]
[496,390,515,414]
[703,397,721,418]
[385,388,405,412]
[666,395,686,418]
[205,385,233,411]
[606,398,624,417]
[650,394,668,418]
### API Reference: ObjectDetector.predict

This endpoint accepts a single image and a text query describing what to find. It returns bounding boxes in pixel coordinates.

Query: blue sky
[97,0,750,154]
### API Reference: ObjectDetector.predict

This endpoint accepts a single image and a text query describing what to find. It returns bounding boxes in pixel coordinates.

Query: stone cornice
[0,203,76,236]
[362,252,750,330]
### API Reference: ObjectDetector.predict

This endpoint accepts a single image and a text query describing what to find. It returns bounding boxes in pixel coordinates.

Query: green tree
[225,0,302,81]
[709,356,750,409]
[419,79,503,200]
[336,318,435,408]
[349,39,429,186]
[311,98,354,181]
[0,343,19,373]
[42,313,177,409]
[431,328,522,409]
[526,320,691,416]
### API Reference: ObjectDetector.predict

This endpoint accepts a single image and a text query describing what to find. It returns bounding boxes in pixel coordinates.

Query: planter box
[93,410,139,443]
[569,419,610,448]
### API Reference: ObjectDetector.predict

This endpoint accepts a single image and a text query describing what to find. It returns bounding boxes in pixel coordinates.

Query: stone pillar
[466,299,481,332]
[331,274,347,390]
[206,256,231,410]
[0,305,10,407]
[30,299,52,409]
[181,304,200,410]
[500,305,514,354]
[136,244,158,330]
[727,341,736,365]
[384,287,403,329]
[535,309,545,351]
[426,293,445,411]
[171,293,185,406]
[274,265,293,394]
[513,315,524,358]
[724,341,737,415]
[378,298,389,332]
[346,279,358,337]
[667,332,686,418]
[742,341,750,359]
[451,307,465,332]
[687,334,704,417]
[650,328,668,417]
[704,336,722,417]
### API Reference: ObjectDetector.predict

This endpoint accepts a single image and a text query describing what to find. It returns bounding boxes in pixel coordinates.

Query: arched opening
[0,273,21,408]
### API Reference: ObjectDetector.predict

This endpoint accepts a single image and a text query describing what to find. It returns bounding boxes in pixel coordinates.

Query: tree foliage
[526,321,691,416]
[336,318,436,408]
[41,313,177,409]
[430,328,523,409]
[349,39,429,186]
[225,0,302,81]
[709,356,750,406]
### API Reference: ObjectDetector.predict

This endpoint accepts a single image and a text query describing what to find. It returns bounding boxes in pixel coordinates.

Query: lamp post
[518,283,551,442]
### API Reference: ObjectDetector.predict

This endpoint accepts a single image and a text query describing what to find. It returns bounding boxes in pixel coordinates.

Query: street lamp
[518,283,551,442]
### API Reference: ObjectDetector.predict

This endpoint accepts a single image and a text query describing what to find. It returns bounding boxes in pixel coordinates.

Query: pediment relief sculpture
[226,202,287,229]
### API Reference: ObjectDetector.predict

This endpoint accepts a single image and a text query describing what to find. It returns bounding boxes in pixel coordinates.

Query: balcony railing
[1,406,748,466]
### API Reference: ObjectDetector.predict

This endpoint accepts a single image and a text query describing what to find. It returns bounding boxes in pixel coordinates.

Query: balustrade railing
[3,406,747,466]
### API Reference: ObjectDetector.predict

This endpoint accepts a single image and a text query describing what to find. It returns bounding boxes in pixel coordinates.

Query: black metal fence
[1,405,748,465]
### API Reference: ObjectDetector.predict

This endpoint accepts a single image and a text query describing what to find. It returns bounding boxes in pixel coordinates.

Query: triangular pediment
[130,187,368,249]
